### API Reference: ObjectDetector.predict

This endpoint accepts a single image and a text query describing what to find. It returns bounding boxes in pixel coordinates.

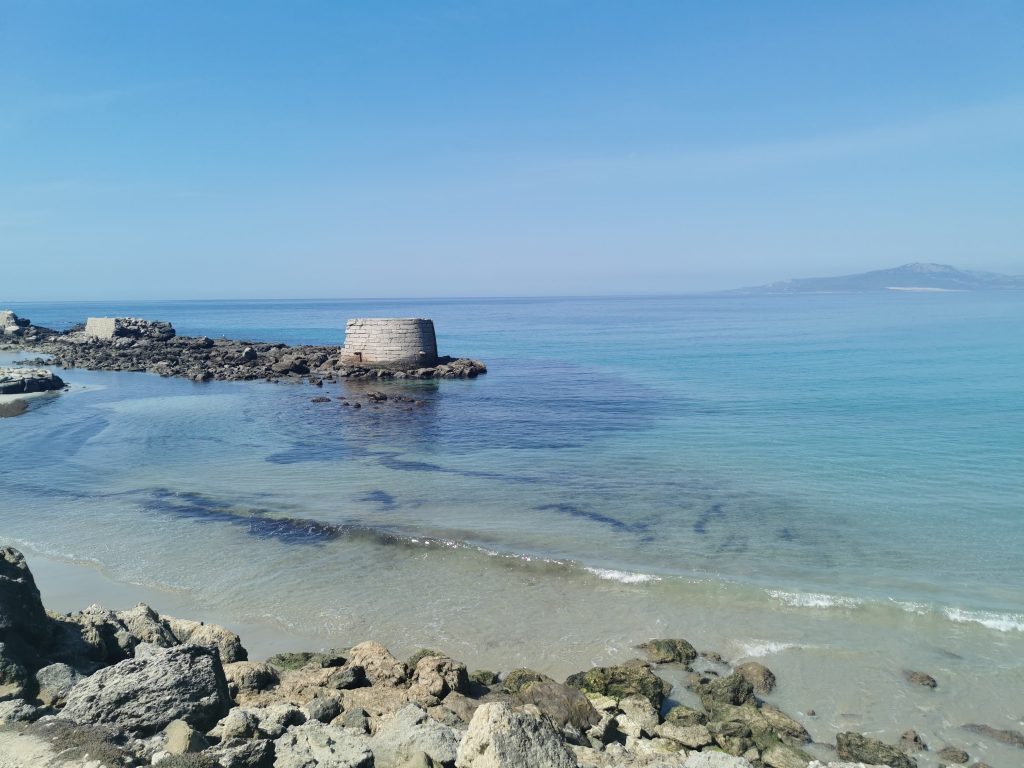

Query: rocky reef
[0,368,66,396]
[1,547,1010,767]
[0,314,487,384]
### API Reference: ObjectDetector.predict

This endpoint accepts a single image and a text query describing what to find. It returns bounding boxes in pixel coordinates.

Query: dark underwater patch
[359,490,399,510]
[693,502,725,535]
[535,502,648,534]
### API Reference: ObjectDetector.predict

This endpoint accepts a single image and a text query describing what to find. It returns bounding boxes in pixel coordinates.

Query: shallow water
[2,293,1023,765]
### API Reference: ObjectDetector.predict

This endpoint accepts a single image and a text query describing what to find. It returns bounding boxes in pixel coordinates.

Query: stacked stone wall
[342,318,438,366]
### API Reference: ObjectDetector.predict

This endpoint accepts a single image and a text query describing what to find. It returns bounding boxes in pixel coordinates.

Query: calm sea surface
[2,293,1022,762]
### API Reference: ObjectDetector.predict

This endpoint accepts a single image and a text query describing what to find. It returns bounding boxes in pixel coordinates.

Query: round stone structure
[341,318,439,367]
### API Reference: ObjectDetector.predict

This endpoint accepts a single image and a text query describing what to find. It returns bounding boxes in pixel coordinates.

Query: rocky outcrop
[59,643,232,735]
[2,316,487,384]
[456,702,577,768]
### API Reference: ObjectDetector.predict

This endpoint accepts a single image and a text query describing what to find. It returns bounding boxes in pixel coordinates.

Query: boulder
[328,664,368,690]
[698,672,756,709]
[60,644,231,735]
[735,662,776,694]
[616,694,660,738]
[163,719,209,754]
[213,708,261,740]
[0,698,39,725]
[501,668,553,695]
[274,721,373,768]
[639,639,698,665]
[33,662,83,707]
[899,730,927,752]
[0,642,30,700]
[514,680,601,743]
[410,654,470,699]
[565,659,671,710]
[371,703,461,767]
[836,732,916,768]
[346,641,407,686]
[204,737,276,768]
[762,743,812,768]
[656,722,713,748]
[224,660,280,695]
[167,616,248,662]
[0,547,49,646]
[455,701,577,768]
[306,694,343,724]
[115,603,178,648]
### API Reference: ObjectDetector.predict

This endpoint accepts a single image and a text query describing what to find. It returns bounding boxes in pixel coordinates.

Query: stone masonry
[341,318,439,366]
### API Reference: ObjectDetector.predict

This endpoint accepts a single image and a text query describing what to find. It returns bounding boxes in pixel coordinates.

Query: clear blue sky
[2,1,1022,299]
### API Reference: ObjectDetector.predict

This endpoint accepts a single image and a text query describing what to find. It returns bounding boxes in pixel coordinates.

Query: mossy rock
[267,649,347,670]
[638,638,698,665]
[407,648,445,669]
[698,671,755,710]
[564,659,671,710]
[501,668,553,695]
[469,669,499,687]
[664,704,707,727]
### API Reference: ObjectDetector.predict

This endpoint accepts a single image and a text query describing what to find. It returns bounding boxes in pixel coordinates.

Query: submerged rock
[837,731,917,768]
[903,670,937,688]
[961,723,1024,749]
[60,643,232,735]
[639,638,698,665]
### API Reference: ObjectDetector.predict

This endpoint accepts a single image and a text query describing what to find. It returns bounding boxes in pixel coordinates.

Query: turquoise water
[2,292,1023,761]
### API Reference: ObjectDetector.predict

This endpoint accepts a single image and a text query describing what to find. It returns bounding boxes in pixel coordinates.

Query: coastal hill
[736,262,1024,293]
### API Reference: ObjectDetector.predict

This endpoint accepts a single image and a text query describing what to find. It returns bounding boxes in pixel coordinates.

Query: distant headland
[734,263,1024,294]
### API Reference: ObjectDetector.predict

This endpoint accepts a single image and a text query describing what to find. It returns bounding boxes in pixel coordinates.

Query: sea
[1,292,1022,764]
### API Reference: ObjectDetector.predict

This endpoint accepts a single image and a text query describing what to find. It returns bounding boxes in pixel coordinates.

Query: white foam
[767,589,862,609]
[734,640,798,658]
[585,567,662,584]
[890,599,931,615]
[943,607,1024,633]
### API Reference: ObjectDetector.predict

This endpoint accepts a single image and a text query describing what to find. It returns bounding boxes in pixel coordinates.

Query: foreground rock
[456,702,577,768]
[59,643,232,735]
[0,367,65,396]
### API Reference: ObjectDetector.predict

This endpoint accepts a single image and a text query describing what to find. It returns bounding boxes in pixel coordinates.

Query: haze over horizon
[3,1,1022,301]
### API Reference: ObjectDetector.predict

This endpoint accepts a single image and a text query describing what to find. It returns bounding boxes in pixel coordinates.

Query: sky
[2,1,1022,299]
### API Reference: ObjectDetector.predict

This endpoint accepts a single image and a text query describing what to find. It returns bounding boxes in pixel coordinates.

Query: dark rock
[327,664,367,690]
[837,731,917,768]
[936,746,970,764]
[267,649,346,670]
[900,729,928,752]
[306,694,342,723]
[0,547,49,646]
[60,643,231,735]
[0,642,30,700]
[564,659,671,710]
[904,670,938,688]
[639,638,698,665]
[697,671,756,709]
[469,669,499,687]
[34,662,83,707]
[514,680,601,744]
[502,668,554,695]
[736,661,776,694]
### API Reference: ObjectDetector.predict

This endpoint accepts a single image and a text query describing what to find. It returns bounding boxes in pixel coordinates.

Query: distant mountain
[737,263,1024,293]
